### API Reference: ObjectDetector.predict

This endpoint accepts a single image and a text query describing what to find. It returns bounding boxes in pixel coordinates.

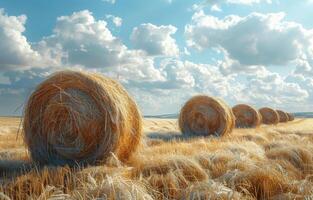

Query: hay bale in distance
[23,71,142,165]
[287,113,295,121]
[179,95,234,137]
[232,104,261,128]
[276,110,289,123]
[259,107,280,125]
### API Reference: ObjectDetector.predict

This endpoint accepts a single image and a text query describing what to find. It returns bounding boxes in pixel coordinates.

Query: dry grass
[1,117,313,199]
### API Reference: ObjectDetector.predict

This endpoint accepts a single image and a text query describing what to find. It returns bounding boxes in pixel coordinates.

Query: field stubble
[0,117,313,199]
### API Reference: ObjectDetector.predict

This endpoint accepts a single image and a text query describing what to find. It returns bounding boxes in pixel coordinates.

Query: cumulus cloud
[35,10,165,82]
[130,23,179,57]
[242,70,308,106]
[0,9,41,71]
[186,11,313,69]
[285,56,313,110]
[127,59,242,115]
[1,7,313,115]
[105,14,122,27]
[211,4,222,12]
[37,10,123,68]
[185,10,313,110]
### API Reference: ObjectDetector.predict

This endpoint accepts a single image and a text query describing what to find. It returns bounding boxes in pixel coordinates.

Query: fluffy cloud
[0,9,41,71]
[35,10,164,82]
[105,14,122,27]
[285,57,313,110]
[131,23,179,57]
[1,8,313,116]
[37,10,124,68]
[192,0,272,11]
[186,11,313,71]
[127,59,242,115]
[185,10,313,111]
[242,70,308,106]
[218,55,265,75]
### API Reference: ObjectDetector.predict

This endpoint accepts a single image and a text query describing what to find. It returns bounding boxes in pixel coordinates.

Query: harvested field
[1,117,313,199]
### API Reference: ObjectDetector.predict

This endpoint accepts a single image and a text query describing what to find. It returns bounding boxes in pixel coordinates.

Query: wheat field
[0,116,313,199]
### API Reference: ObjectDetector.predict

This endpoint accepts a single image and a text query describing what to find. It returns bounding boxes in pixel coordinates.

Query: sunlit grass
[0,117,313,199]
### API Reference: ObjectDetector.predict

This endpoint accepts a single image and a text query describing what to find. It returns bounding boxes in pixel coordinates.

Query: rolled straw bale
[23,71,142,165]
[287,113,295,121]
[259,107,280,125]
[276,110,289,123]
[232,104,261,128]
[179,95,234,137]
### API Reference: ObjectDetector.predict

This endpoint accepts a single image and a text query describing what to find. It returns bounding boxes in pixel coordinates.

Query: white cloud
[0,9,41,71]
[242,69,308,106]
[35,10,165,83]
[225,0,272,5]
[131,23,179,57]
[218,54,265,75]
[184,47,191,56]
[106,14,122,27]
[186,11,313,70]
[192,0,272,11]
[211,4,222,12]
[1,8,313,115]
[184,10,313,111]
[102,0,116,4]
[127,59,242,114]
[36,10,122,68]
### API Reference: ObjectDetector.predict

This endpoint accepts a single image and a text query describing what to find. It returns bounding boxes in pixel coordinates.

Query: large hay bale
[232,104,261,128]
[23,71,142,165]
[259,107,280,125]
[178,95,234,137]
[276,110,288,123]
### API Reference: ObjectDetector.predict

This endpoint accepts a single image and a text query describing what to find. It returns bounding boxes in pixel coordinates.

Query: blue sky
[0,0,313,116]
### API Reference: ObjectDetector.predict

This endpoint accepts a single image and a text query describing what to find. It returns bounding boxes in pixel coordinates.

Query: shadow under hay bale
[259,107,280,125]
[23,71,142,166]
[179,95,234,137]
[276,110,289,123]
[0,159,34,178]
[232,104,261,128]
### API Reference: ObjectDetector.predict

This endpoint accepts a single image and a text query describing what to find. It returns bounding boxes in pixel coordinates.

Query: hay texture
[287,113,295,121]
[23,71,142,165]
[232,104,261,128]
[179,95,234,137]
[259,107,280,125]
[276,110,289,123]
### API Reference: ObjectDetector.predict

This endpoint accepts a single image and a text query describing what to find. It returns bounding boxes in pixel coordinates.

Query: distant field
[1,117,313,199]
[145,112,313,119]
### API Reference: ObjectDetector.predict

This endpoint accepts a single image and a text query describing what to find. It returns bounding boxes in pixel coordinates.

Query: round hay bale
[276,110,288,123]
[259,107,280,125]
[287,113,295,121]
[232,104,261,128]
[23,71,142,165]
[178,95,234,137]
